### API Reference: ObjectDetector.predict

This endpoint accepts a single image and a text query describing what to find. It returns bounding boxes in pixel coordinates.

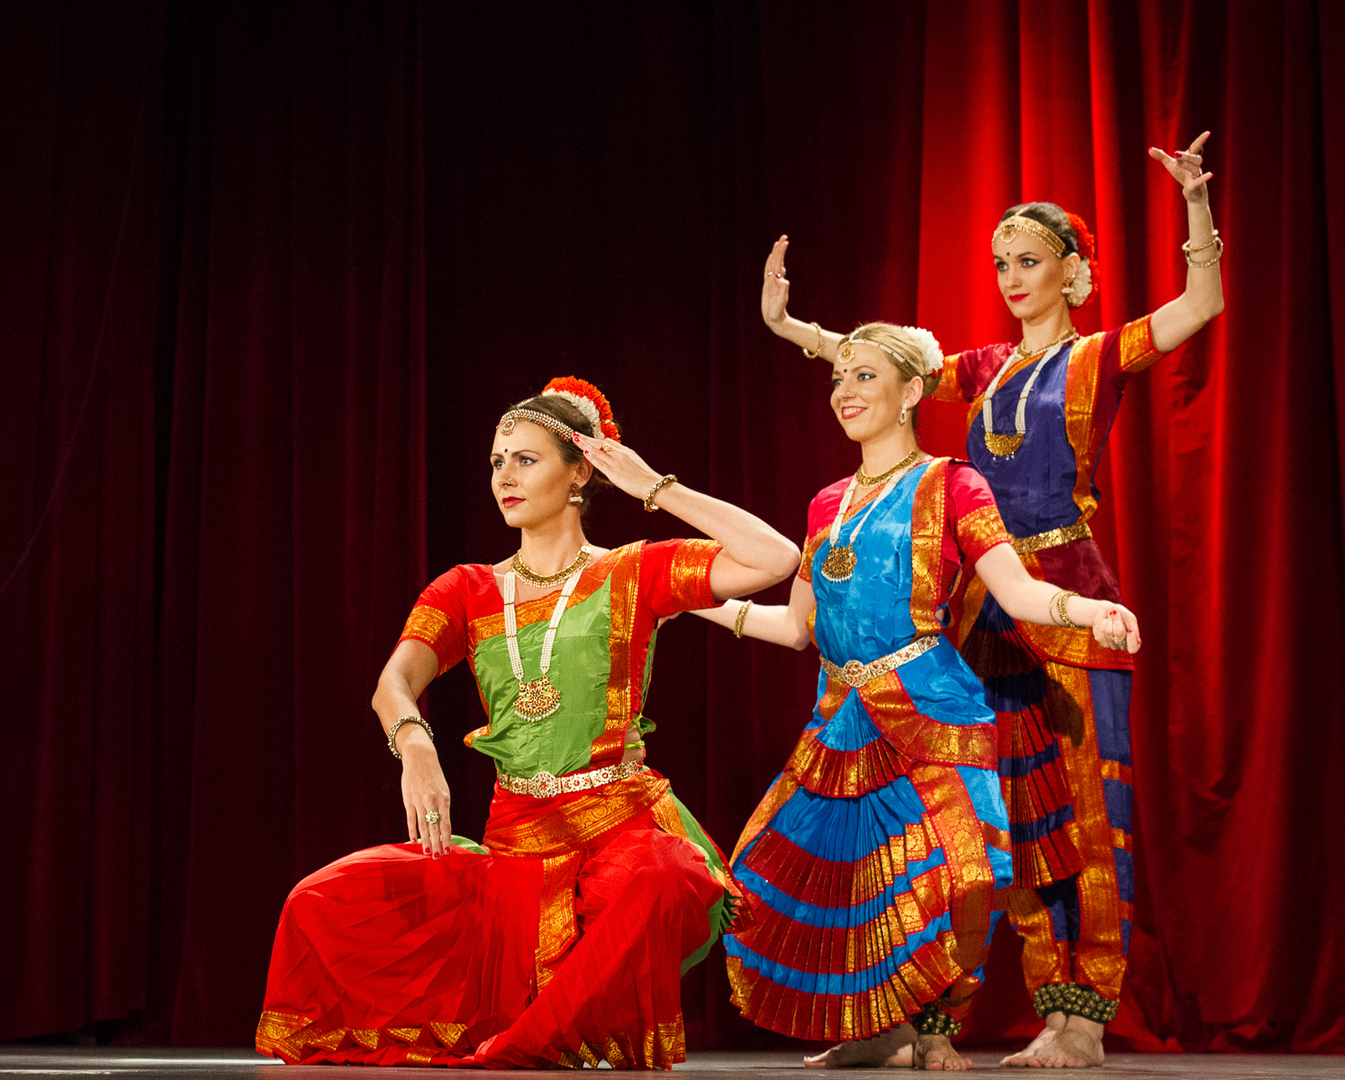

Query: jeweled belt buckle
[840,659,868,687]
[526,771,561,798]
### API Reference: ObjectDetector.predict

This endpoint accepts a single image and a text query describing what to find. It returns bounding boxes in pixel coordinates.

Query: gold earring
[1062,278,1076,295]
[899,404,909,425]
[569,483,583,504]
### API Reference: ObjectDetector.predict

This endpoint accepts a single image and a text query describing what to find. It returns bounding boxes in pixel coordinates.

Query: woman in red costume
[256,378,799,1069]
[757,135,1224,1068]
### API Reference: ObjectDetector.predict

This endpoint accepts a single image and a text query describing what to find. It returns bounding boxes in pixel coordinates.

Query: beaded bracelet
[387,715,435,760]
[733,600,754,638]
[643,474,678,512]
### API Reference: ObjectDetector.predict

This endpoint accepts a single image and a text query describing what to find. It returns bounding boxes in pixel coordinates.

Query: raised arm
[693,573,816,651]
[1147,131,1225,353]
[761,235,845,362]
[372,639,454,857]
[574,432,800,600]
[974,543,1140,653]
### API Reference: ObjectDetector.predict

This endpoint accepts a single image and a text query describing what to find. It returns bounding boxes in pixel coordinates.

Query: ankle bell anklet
[911,1002,962,1037]
[1032,982,1119,1024]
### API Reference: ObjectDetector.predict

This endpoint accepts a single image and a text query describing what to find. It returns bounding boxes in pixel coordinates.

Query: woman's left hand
[1092,604,1141,654]
[1149,130,1213,204]
[573,432,664,502]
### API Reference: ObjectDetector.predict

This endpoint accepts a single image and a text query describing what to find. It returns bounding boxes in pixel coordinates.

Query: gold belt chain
[1010,520,1091,555]
[496,759,645,800]
[820,635,941,688]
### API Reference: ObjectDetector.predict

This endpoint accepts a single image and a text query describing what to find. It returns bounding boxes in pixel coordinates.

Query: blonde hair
[841,322,943,400]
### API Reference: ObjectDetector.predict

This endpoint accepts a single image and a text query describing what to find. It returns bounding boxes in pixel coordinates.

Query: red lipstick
[1008,293,1028,302]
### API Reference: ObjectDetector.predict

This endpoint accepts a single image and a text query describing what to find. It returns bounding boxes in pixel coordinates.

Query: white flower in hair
[543,388,602,436]
[1066,259,1093,309]
[899,326,944,376]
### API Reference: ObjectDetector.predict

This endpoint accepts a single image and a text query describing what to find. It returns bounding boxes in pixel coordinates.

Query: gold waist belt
[1011,520,1091,555]
[497,759,645,800]
[820,635,941,688]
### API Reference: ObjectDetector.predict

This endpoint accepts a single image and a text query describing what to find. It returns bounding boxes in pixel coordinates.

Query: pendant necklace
[820,448,923,583]
[981,328,1079,457]
[502,561,586,721]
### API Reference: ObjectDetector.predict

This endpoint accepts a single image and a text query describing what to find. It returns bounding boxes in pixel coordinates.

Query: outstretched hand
[1149,131,1212,204]
[573,432,664,503]
[762,234,791,329]
[1093,604,1141,654]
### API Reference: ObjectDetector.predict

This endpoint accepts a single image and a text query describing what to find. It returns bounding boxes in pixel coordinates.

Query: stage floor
[0,1047,1340,1077]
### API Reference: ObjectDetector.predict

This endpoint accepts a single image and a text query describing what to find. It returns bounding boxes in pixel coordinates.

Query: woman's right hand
[400,740,452,858]
[761,234,791,331]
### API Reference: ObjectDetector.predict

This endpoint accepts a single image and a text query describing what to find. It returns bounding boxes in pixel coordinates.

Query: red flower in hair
[542,376,621,442]
[1065,211,1100,307]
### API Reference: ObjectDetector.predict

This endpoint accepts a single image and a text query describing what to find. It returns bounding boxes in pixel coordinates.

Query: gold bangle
[1183,234,1223,268]
[802,321,823,359]
[1182,229,1220,254]
[1052,590,1086,630]
[387,715,435,760]
[643,473,678,512]
[733,600,753,638]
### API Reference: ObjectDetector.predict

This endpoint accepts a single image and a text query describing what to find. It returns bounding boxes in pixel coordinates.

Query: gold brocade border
[730,772,798,865]
[1048,661,1127,1000]
[1005,886,1072,994]
[535,852,582,991]
[669,538,722,610]
[932,350,965,403]
[799,523,829,584]
[907,762,998,975]
[1064,331,1105,524]
[908,460,949,638]
[595,543,640,760]
[560,1017,686,1070]
[957,504,1012,564]
[400,605,451,673]
[859,670,998,768]
[1118,313,1162,375]
[256,1010,473,1064]
[483,773,670,857]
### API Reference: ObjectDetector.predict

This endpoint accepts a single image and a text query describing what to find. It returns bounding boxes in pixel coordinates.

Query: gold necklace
[982,329,1079,457]
[511,545,592,588]
[855,448,922,487]
[820,450,926,583]
[503,566,585,721]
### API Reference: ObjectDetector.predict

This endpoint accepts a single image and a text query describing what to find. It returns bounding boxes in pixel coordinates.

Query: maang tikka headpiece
[992,215,1066,259]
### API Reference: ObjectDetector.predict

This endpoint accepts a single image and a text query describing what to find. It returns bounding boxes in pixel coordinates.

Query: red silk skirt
[257,791,728,1069]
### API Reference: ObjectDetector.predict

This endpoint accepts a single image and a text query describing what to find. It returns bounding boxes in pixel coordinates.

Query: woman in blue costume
[696,323,1141,1069]
[758,136,1223,1068]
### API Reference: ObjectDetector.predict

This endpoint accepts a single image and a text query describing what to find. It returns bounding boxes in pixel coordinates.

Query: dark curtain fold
[1,0,1340,1055]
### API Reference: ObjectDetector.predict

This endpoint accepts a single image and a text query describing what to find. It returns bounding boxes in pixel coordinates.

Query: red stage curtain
[2,0,1341,1056]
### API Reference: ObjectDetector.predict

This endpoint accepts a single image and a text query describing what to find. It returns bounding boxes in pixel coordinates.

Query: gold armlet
[733,600,754,639]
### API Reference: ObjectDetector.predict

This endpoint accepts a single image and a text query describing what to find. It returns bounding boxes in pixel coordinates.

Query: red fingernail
[571,432,580,442]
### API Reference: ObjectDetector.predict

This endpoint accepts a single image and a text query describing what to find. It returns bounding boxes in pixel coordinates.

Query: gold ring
[425,809,440,825]
[598,445,612,454]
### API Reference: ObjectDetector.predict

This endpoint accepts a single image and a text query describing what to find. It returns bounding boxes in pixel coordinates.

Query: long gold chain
[512,545,592,588]
[855,447,923,487]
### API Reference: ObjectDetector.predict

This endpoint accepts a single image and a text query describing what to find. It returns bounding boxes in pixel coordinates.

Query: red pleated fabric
[257,805,724,1070]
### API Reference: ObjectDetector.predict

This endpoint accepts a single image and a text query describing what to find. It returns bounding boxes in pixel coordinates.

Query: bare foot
[1000,1013,1066,1067]
[913,1033,973,1070]
[803,1023,917,1068]
[1022,1016,1104,1068]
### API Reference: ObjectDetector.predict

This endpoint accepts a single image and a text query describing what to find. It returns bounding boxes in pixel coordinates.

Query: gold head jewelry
[992,215,1066,259]
[498,407,576,441]
[838,335,903,367]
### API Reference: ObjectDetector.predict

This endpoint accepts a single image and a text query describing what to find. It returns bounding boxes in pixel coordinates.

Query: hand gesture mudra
[761,234,791,329]
[573,432,666,502]
[1149,130,1213,204]
[1092,604,1141,654]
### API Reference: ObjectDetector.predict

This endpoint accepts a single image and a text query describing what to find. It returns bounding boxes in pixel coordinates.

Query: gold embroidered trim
[1011,520,1092,555]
